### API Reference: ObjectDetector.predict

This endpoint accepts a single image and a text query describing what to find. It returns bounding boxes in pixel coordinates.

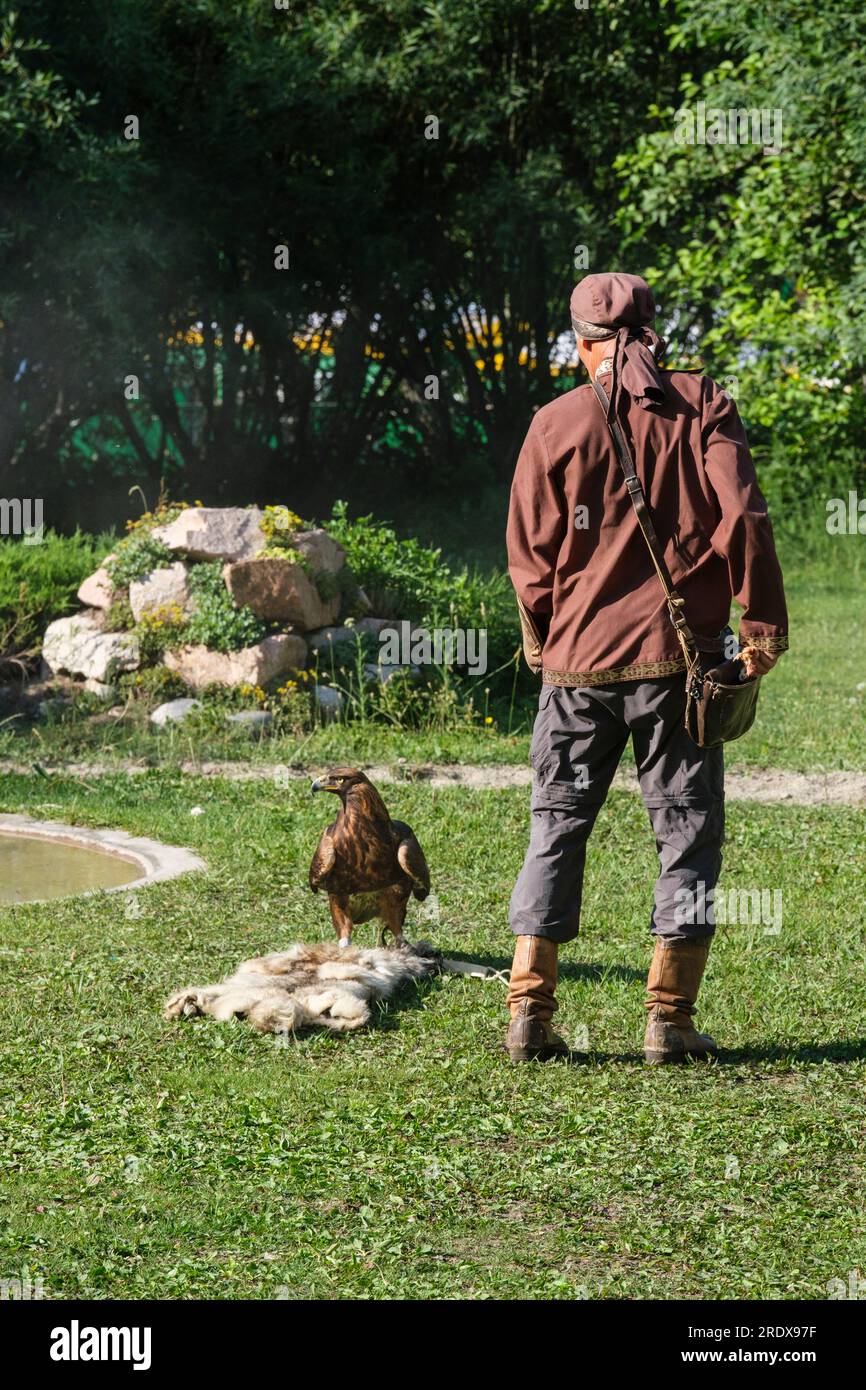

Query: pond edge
[0,813,206,902]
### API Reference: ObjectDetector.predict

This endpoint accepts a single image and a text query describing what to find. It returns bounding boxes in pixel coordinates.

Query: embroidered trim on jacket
[743,634,789,654]
[543,657,687,687]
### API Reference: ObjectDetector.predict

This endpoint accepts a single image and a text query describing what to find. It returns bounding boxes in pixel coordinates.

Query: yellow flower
[485,716,494,726]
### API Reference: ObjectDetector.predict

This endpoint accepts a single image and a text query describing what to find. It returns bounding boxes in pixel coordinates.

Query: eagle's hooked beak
[311,775,339,794]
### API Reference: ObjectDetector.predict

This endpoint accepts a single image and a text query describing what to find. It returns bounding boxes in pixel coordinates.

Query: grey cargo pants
[509,676,724,943]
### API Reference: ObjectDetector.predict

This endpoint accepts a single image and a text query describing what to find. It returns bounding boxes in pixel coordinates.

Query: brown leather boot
[644,937,718,1064]
[505,935,570,1061]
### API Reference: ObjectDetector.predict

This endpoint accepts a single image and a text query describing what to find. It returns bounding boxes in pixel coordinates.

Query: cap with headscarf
[569,272,666,419]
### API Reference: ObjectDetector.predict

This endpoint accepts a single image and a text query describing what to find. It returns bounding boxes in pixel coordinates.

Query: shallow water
[0,832,139,903]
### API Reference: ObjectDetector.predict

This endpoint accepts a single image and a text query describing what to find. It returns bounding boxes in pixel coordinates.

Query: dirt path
[2,758,865,805]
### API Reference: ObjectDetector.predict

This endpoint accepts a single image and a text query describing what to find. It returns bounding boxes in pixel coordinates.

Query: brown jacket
[507,372,788,685]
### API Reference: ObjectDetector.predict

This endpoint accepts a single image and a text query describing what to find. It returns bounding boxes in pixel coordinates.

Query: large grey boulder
[42,614,140,683]
[223,556,338,630]
[163,633,307,689]
[153,507,266,563]
[306,624,361,655]
[355,617,393,639]
[151,698,203,727]
[129,562,192,622]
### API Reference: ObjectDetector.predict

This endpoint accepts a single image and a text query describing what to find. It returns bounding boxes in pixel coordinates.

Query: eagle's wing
[309,831,336,893]
[392,820,430,900]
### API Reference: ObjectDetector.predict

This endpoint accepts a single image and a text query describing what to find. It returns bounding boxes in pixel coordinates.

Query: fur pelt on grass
[164,939,441,1036]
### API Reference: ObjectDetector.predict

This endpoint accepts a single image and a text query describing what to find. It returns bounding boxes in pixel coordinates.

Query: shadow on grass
[519,1039,866,1068]
[370,973,445,1032]
[718,1040,866,1066]
[442,950,644,985]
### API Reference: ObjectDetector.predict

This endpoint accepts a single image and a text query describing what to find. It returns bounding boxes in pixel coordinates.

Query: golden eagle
[309,768,431,948]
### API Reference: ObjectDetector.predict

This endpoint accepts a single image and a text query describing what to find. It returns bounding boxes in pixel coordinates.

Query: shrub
[0,529,105,661]
[118,665,189,704]
[185,562,268,653]
[134,603,188,664]
[325,500,519,695]
[258,505,304,553]
[105,531,173,588]
[326,500,450,617]
[103,596,134,632]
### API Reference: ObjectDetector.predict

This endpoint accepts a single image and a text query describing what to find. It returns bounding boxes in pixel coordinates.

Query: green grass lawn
[2,769,864,1300]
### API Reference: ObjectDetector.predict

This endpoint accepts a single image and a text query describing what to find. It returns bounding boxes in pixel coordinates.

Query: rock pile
[42,508,370,698]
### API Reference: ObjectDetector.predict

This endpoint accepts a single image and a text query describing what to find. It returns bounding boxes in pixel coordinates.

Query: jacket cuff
[740,631,789,655]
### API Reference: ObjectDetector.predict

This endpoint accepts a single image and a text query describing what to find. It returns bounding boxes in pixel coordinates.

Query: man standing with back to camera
[504,272,788,1064]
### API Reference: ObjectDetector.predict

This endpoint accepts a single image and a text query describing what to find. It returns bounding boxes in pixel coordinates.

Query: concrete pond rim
[0,812,206,904]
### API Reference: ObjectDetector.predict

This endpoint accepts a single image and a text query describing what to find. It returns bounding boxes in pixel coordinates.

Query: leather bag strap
[590,377,701,681]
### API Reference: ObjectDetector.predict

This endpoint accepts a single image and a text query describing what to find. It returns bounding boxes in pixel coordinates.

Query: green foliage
[328,500,512,625]
[185,562,267,654]
[0,529,102,658]
[614,0,866,523]
[103,596,134,632]
[0,0,682,524]
[258,506,305,553]
[134,604,188,666]
[106,532,173,588]
[327,501,519,698]
[117,664,189,704]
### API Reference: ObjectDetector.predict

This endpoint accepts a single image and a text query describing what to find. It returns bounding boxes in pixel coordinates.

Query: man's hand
[739,646,779,678]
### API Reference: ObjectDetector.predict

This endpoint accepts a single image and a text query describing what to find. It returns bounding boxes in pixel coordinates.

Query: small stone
[77,564,115,610]
[83,678,117,702]
[314,685,343,722]
[129,562,192,622]
[226,709,274,736]
[154,507,266,562]
[150,698,203,727]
